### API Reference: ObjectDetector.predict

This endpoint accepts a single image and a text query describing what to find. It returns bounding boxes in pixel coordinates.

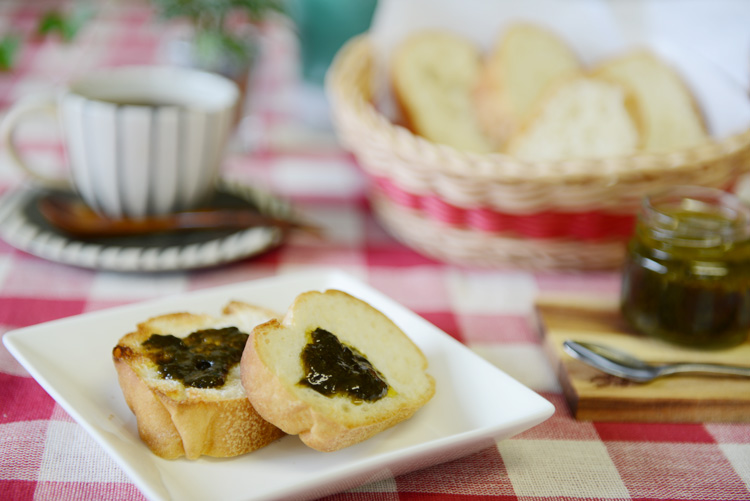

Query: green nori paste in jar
[142,327,248,388]
[621,187,750,348]
[299,327,389,402]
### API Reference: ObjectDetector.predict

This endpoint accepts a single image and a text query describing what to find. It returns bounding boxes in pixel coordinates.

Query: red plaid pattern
[1,2,749,501]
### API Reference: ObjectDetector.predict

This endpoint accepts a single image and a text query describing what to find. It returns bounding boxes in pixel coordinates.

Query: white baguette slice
[505,76,641,161]
[113,301,285,460]
[392,30,494,153]
[241,289,435,452]
[476,23,581,146]
[593,50,708,152]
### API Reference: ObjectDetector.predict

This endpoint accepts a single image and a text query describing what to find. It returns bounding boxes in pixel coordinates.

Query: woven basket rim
[326,35,750,184]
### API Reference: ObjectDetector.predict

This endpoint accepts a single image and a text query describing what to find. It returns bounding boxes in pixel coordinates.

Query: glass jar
[620,186,750,348]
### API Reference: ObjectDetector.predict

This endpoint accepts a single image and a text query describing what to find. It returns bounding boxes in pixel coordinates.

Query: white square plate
[4,270,554,501]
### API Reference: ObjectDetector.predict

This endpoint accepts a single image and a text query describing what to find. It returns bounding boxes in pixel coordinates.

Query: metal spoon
[563,340,750,382]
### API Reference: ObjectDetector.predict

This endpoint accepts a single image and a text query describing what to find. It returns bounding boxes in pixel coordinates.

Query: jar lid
[642,185,750,247]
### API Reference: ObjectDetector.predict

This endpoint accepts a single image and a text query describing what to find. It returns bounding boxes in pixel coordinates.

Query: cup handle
[0,93,71,190]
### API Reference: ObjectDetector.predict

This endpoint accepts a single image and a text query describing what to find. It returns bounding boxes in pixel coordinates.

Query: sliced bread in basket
[391,30,494,153]
[505,75,641,161]
[112,301,285,459]
[240,289,435,452]
[593,50,709,152]
[475,23,582,147]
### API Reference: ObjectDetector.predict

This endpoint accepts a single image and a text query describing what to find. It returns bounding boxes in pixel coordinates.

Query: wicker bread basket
[326,35,750,269]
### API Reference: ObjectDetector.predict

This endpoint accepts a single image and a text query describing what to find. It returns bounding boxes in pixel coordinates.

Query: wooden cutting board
[536,295,750,423]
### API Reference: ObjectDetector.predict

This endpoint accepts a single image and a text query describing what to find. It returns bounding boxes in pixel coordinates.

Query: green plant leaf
[149,0,283,72]
[194,28,254,68]
[37,11,66,38]
[150,0,285,24]
[228,0,285,20]
[61,4,95,41]
[0,35,21,71]
[37,4,95,42]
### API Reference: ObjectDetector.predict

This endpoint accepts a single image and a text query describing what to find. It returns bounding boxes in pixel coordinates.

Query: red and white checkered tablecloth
[1,2,749,500]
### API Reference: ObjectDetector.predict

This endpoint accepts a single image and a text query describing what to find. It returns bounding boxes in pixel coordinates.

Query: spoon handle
[37,194,322,238]
[660,363,750,378]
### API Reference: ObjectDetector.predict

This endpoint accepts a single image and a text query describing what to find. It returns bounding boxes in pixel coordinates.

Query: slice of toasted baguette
[592,50,708,152]
[505,76,641,161]
[241,289,435,452]
[112,301,285,460]
[391,30,494,153]
[476,23,581,146]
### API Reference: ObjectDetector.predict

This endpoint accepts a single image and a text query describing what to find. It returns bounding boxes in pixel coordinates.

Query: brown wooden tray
[536,295,750,422]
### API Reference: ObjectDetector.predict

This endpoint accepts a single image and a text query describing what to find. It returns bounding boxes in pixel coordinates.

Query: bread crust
[391,30,493,153]
[504,74,642,161]
[113,305,285,460]
[591,49,708,152]
[241,290,435,452]
[475,23,581,147]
